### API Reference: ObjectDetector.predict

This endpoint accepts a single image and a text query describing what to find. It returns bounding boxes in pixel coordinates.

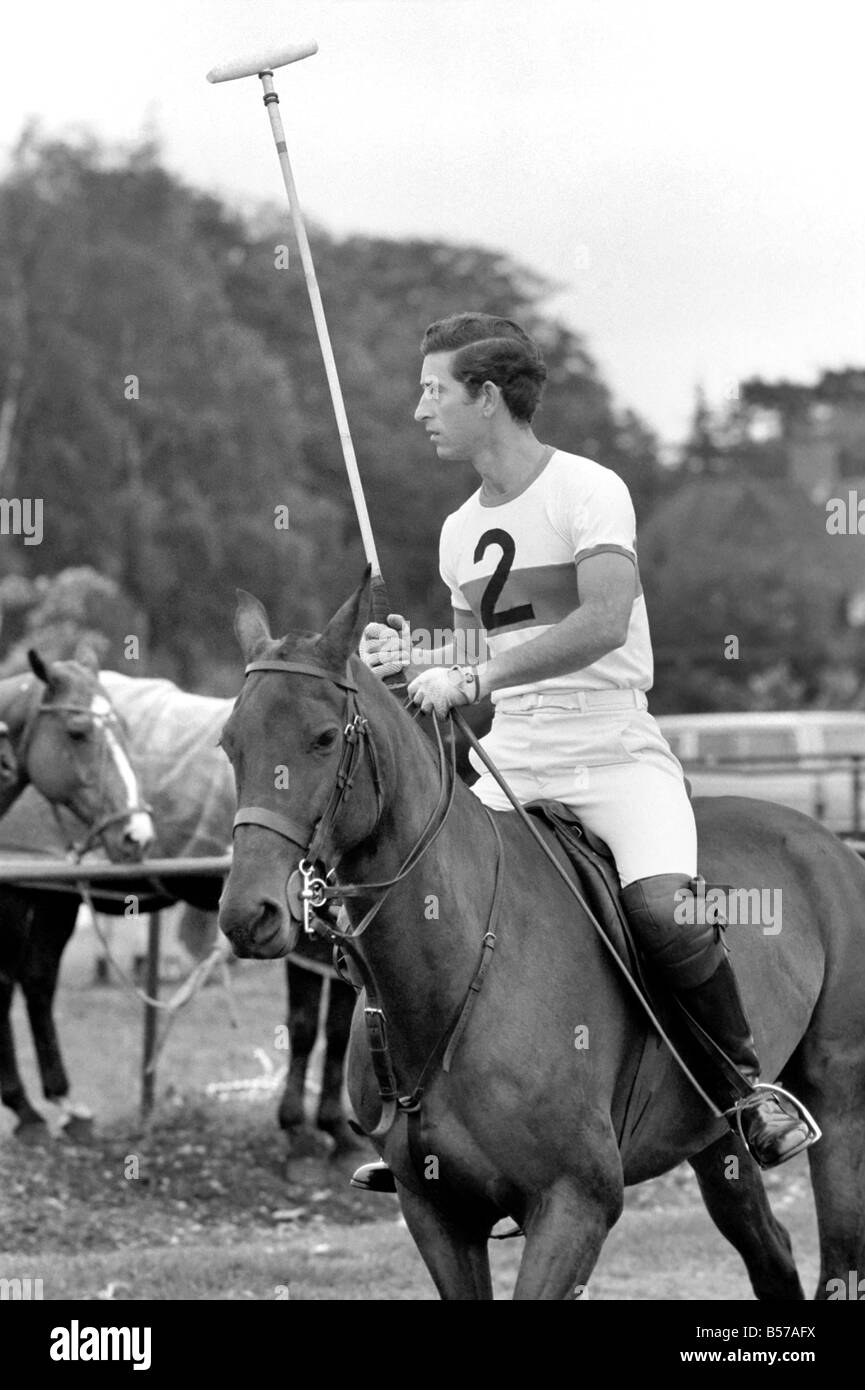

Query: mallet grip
[206,40,318,83]
[369,573,394,628]
[368,574,409,690]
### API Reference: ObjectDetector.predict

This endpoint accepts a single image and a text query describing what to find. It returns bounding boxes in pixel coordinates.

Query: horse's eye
[313,729,339,752]
[68,727,90,743]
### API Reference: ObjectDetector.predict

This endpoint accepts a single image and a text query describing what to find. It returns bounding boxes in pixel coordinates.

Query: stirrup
[726,1082,822,1167]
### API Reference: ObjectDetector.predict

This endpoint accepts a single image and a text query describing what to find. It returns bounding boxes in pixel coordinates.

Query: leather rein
[232,659,504,1139]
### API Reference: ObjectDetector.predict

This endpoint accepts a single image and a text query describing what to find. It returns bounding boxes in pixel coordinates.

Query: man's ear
[0,723,19,790]
[314,567,372,670]
[480,380,501,416]
[234,590,273,663]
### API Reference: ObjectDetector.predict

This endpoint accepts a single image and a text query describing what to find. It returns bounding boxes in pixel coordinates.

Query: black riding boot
[621,874,817,1169]
[350,1158,397,1193]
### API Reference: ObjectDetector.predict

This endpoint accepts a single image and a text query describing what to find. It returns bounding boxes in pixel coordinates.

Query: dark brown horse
[219,576,865,1300]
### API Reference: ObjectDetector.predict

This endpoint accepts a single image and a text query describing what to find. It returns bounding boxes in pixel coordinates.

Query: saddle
[523,800,679,1158]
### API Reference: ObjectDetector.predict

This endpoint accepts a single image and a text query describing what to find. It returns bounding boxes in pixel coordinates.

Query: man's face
[414,352,485,461]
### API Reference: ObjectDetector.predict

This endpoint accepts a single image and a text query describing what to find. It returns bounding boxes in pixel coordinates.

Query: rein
[231,658,505,1139]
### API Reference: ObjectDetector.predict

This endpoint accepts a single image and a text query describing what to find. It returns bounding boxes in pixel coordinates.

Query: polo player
[352,312,816,1191]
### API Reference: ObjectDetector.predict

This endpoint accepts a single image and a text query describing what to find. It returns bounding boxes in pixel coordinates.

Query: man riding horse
[352,311,815,1192]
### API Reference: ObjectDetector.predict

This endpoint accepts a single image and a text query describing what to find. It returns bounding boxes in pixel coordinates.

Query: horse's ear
[234,590,273,662]
[315,567,372,670]
[28,649,57,691]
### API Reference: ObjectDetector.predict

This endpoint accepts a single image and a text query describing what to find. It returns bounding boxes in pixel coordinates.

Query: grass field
[0,914,822,1300]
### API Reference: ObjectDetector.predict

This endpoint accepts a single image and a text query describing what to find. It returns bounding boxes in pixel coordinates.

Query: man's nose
[414,396,431,422]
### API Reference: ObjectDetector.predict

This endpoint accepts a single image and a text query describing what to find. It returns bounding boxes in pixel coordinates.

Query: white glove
[360,613,412,678]
[407,666,481,718]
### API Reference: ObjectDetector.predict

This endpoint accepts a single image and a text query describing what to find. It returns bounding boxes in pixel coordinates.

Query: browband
[244,660,357,691]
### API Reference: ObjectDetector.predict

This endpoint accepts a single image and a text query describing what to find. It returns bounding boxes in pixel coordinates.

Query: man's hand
[407,666,480,718]
[360,613,412,678]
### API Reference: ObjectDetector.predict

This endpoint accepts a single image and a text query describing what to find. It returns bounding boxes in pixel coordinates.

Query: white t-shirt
[439,450,653,702]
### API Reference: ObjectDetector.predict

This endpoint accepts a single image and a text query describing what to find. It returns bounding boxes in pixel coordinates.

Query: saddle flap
[523,798,668,1154]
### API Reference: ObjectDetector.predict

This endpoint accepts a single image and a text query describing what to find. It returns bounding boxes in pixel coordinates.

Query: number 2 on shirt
[474,529,536,631]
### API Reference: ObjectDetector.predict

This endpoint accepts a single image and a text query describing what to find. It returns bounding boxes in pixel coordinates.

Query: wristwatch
[447,665,482,703]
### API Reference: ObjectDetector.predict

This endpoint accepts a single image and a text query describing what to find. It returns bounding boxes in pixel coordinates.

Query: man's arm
[475,552,634,697]
[408,609,489,669]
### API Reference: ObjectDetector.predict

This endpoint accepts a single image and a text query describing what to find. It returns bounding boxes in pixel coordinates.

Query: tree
[0,132,669,686]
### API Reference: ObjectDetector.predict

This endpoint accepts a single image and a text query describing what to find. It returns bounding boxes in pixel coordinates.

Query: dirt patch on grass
[0,1096,385,1257]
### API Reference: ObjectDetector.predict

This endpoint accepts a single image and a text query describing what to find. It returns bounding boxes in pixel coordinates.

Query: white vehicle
[656,711,865,837]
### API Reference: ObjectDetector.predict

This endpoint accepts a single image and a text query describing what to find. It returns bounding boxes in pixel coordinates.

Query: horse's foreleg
[21,908,77,1106]
[689,1134,805,1300]
[0,973,46,1131]
[397,1186,494,1300]
[278,962,322,1145]
[317,978,363,1155]
[512,1176,620,1301]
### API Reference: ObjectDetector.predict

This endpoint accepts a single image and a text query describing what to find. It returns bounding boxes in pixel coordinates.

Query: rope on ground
[77,877,239,1062]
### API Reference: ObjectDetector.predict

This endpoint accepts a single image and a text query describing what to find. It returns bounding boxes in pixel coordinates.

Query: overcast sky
[2,0,863,447]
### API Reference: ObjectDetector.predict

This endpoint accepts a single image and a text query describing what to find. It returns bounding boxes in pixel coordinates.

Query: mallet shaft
[259,73,383,578]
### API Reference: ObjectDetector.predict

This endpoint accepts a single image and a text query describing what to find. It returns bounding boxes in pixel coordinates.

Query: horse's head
[19,649,155,862]
[219,572,379,958]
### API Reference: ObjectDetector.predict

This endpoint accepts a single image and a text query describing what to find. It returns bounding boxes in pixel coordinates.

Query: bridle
[230,657,504,1139]
[233,660,386,891]
[232,658,463,935]
[17,687,152,858]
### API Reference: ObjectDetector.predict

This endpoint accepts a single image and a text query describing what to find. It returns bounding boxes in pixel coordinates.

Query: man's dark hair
[421,312,547,424]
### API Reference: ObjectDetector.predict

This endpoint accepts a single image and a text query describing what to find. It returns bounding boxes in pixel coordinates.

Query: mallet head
[206,40,318,84]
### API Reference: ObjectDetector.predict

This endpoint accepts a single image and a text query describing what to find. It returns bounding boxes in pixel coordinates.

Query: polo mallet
[207,40,394,625]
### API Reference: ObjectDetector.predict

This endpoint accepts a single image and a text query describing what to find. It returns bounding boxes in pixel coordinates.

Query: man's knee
[621,873,725,988]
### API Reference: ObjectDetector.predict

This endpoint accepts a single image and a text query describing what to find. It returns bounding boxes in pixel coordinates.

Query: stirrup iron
[726,1081,821,1158]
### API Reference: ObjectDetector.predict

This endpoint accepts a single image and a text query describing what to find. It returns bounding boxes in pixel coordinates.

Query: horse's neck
[0,673,38,812]
[0,673,39,739]
[340,685,499,1060]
